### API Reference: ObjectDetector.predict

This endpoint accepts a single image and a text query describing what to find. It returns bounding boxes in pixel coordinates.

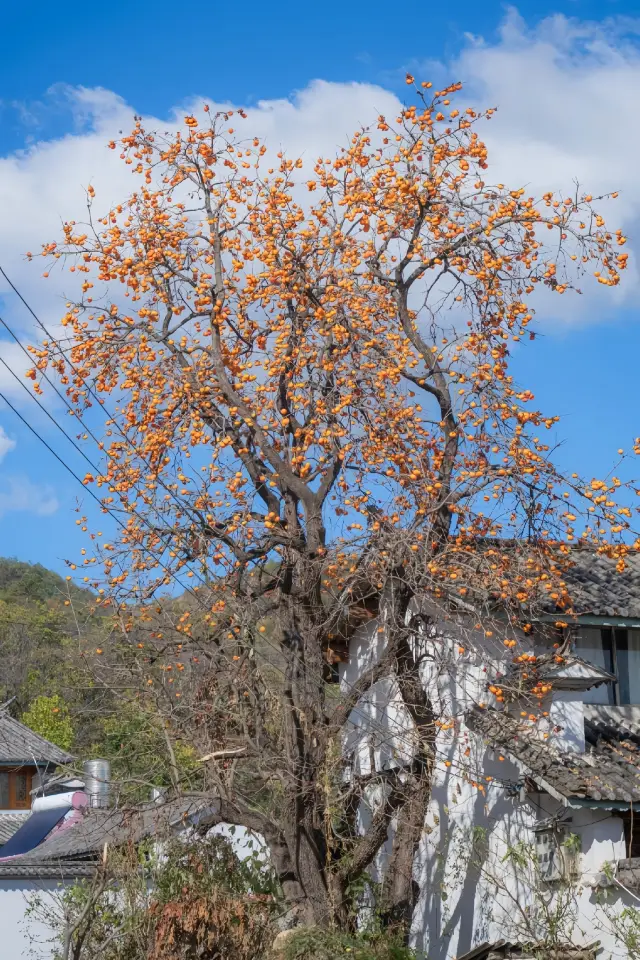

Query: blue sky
[0,0,624,131]
[1,0,640,578]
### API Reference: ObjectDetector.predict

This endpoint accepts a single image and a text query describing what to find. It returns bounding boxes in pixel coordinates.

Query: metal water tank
[83,759,111,808]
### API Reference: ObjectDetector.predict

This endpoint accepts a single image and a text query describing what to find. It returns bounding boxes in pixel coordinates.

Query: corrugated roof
[0,712,73,766]
[467,708,640,803]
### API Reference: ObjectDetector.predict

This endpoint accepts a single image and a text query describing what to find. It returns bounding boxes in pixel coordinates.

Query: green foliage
[278,928,417,960]
[154,832,279,903]
[597,893,640,959]
[0,557,92,605]
[562,832,581,854]
[98,702,202,799]
[43,834,278,960]
[21,694,74,751]
[0,557,105,757]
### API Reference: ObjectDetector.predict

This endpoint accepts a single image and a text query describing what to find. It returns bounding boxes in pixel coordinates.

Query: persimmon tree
[30,78,634,937]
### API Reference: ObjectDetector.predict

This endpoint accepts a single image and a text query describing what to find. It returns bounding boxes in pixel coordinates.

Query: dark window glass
[14,774,28,807]
[575,628,615,705]
[616,629,640,705]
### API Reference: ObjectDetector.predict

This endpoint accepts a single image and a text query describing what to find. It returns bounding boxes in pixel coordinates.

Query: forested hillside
[0,558,93,606]
[0,558,200,794]
[0,557,104,752]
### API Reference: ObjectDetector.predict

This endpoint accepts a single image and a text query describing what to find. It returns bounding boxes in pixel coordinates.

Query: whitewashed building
[342,550,640,959]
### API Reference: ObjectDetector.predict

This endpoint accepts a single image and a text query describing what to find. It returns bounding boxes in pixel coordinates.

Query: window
[616,630,640,705]
[0,768,33,809]
[575,628,615,704]
[575,627,640,706]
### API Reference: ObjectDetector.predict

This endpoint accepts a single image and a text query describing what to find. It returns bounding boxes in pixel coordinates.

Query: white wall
[342,615,640,960]
[410,735,635,959]
[0,879,71,959]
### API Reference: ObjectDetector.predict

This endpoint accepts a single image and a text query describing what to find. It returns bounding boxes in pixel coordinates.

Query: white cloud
[453,9,640,205]
[0,426,15,462]
[0,422,59,516]
[0,80,402,399]
[1,12,640,364]
[0,475,58,517]
[448,10,640,320]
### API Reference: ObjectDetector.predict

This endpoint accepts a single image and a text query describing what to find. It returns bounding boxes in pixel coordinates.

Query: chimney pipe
[83,759,111,808]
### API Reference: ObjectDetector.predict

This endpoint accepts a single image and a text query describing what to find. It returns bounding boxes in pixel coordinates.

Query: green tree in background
[98,701,201,800]
[22,694,75,752]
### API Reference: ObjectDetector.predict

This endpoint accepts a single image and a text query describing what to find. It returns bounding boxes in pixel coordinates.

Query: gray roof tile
[0,796,209,880]
[0,713,73,766]
[0,859,95,879]
[456,942,598,960]
[25,797,205,861]
[559,548,640,619]
[467,708,640,803]
[0,813,29,845]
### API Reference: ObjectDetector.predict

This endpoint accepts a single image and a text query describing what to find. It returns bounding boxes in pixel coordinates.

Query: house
[341,547,640,960]
[5,546,640,959]
[0,768,210,959]
[0,750,261,958]
[0,712,72,849]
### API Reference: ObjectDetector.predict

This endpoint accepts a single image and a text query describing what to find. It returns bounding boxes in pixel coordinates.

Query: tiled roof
[425,541,640,621]
[456,942,598,960]
[0,796,209,879]
[560,548,640,619]
[616,858,640,891]
[23,797,206,861]
[584,704,640,741]
[533,655,615,690]
[0,813,29,845]
[0,712,73,766]
[0,859,95,879]
[467,708,640,803]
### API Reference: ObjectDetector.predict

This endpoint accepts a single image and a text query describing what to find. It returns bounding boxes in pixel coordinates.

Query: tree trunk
[379,772,432,939]
[283,813,332,927]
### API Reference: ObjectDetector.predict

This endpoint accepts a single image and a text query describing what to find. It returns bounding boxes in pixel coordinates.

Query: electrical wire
[0,306,557,925]
[0,268,512,787]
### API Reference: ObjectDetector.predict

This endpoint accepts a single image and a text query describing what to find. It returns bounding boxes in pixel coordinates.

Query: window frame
[572,626,640,706]
[599,627,634,706]
[621,810,640,859]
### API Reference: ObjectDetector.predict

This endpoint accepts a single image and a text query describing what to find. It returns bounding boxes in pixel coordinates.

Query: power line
[0,388,115,520]
[0,313,217,583]
[0,269,498,785]
[0,365,463,778]
[0,349,105,477]
[0,265,218,529]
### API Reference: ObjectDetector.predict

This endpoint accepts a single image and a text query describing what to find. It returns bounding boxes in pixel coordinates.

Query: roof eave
[535,614,640,628]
